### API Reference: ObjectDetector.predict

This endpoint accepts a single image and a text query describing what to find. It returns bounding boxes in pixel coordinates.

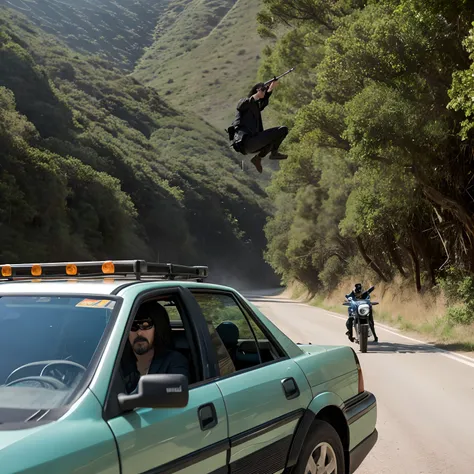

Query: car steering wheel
[6,376,69,390]
[40,361,87,385]
[5,360,87,386]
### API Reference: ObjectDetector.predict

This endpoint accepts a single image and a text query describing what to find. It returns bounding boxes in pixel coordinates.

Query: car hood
[0,390,119,473]
[0,423,48,450]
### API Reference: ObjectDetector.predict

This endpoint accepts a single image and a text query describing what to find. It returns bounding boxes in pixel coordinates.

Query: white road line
[440,352,474,368]
[323,310,474,366]
[253,296,474,369]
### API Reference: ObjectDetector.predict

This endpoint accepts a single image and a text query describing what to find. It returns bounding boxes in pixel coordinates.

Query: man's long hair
[136,300,173,353]
[248,82,265,97]
[120,300,174,393]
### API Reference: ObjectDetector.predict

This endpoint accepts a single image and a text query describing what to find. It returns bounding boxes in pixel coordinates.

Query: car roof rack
[0,260,208,282]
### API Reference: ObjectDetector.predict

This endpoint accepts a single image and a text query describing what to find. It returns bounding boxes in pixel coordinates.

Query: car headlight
[358,304,370,316]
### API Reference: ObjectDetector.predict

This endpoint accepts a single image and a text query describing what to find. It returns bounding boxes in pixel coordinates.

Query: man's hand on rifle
[267,80,279,92]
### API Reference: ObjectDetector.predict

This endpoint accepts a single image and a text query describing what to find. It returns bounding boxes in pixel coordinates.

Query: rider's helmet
[354,283,363,298]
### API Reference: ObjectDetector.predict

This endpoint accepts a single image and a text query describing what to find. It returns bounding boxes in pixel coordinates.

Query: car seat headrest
[216,321,239,347]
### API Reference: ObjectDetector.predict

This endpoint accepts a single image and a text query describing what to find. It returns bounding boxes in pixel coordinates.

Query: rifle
[263,67,296,88]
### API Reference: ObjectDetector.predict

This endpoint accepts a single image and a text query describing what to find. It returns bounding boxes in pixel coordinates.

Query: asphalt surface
[243,291,474,474]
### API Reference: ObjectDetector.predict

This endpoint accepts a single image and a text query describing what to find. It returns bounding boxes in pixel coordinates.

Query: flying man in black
[228,80,288,173]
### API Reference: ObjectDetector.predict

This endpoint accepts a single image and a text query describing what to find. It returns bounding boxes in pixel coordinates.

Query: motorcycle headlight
[358,304,370,316]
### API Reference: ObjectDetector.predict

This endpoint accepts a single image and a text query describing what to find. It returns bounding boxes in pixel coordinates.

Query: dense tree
[259,0,474,297]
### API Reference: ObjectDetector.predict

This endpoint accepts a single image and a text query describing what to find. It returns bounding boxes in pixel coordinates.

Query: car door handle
[281,377,300,400]
[198,403,218,431]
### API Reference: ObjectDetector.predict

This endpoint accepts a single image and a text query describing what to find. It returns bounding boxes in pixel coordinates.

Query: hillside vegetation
[135,0,265,129]
[258,0,474,329]
[1,0,175,69]
[3,0,273,165]
[0,8,277,286]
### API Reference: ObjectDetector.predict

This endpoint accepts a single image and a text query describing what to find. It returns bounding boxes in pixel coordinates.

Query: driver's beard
[133,338,151,356]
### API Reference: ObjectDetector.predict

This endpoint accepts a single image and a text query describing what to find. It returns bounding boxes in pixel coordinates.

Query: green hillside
[0,8,277,287]
[134,0,264,130]
[3,0,265,129]
[137,0,234,64]
[3,0,276,156]
[0,0,173,70]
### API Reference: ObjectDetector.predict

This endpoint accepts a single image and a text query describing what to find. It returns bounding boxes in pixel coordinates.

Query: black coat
[231,90,273,144]
[120,341,189,394]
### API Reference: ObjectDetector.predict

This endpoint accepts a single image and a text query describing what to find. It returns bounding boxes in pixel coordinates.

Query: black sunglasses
[131,319,154,332]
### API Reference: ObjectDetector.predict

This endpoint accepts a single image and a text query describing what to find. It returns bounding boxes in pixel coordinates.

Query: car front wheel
[293,420,345,474]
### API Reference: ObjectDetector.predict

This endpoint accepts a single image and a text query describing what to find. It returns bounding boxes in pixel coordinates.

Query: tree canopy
[259,0,474,295]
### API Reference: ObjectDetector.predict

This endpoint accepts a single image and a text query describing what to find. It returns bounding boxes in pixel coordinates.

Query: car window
[206,319,236,377]
[193,292,281,376]
[159,301,181,321]
[0,295,116,414]
[194,292,255,337]
[118,295,206,394]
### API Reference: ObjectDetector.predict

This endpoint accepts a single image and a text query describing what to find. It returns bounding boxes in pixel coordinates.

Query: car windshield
[0,295,116,413]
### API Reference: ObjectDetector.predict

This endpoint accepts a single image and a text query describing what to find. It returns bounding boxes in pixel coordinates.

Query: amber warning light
[66,264,78,276]
[31,264,42,277]
[1,265,12,277]
[102,261,115,274]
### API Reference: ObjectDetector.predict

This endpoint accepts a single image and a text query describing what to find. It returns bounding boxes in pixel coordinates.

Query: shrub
[438,267,474,325]
[319,256,346,291]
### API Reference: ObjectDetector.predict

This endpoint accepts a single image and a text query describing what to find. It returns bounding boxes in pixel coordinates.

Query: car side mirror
[118,374,189,412]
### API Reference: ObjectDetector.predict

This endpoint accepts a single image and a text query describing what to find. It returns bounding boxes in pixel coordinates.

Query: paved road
[244,292,474,474]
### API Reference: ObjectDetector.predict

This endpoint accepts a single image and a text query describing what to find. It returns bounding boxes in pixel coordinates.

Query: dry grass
[283,278,474,354]
[279,280,314,301]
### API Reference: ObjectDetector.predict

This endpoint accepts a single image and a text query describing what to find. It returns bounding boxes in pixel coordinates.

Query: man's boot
[251,155,263,173]
[269,151,288,160]
[345,330,354,343]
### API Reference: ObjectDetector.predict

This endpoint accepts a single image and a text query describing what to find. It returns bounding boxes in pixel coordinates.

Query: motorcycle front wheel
[359,324,368,353]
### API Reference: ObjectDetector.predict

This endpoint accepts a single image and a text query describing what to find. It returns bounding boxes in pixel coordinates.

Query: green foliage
[319,256,345,291]
[438,267,474,325]
[448,26,474,139]
[264,141,355,289]
[445,306,474,326]
[0,85,139,262]
[0,9,277,286]
[259,0,474,292]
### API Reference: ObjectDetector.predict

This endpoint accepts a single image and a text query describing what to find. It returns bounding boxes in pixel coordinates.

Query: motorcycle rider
[345,283,379,343]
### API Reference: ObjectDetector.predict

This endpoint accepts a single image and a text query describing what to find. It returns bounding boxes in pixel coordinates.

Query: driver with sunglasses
[121,300,189,393]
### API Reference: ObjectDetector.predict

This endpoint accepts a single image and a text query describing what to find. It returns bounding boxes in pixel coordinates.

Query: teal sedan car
[0,260,377,474]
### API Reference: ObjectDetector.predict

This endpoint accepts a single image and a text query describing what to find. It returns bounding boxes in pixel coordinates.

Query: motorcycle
[343,286,379,353]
